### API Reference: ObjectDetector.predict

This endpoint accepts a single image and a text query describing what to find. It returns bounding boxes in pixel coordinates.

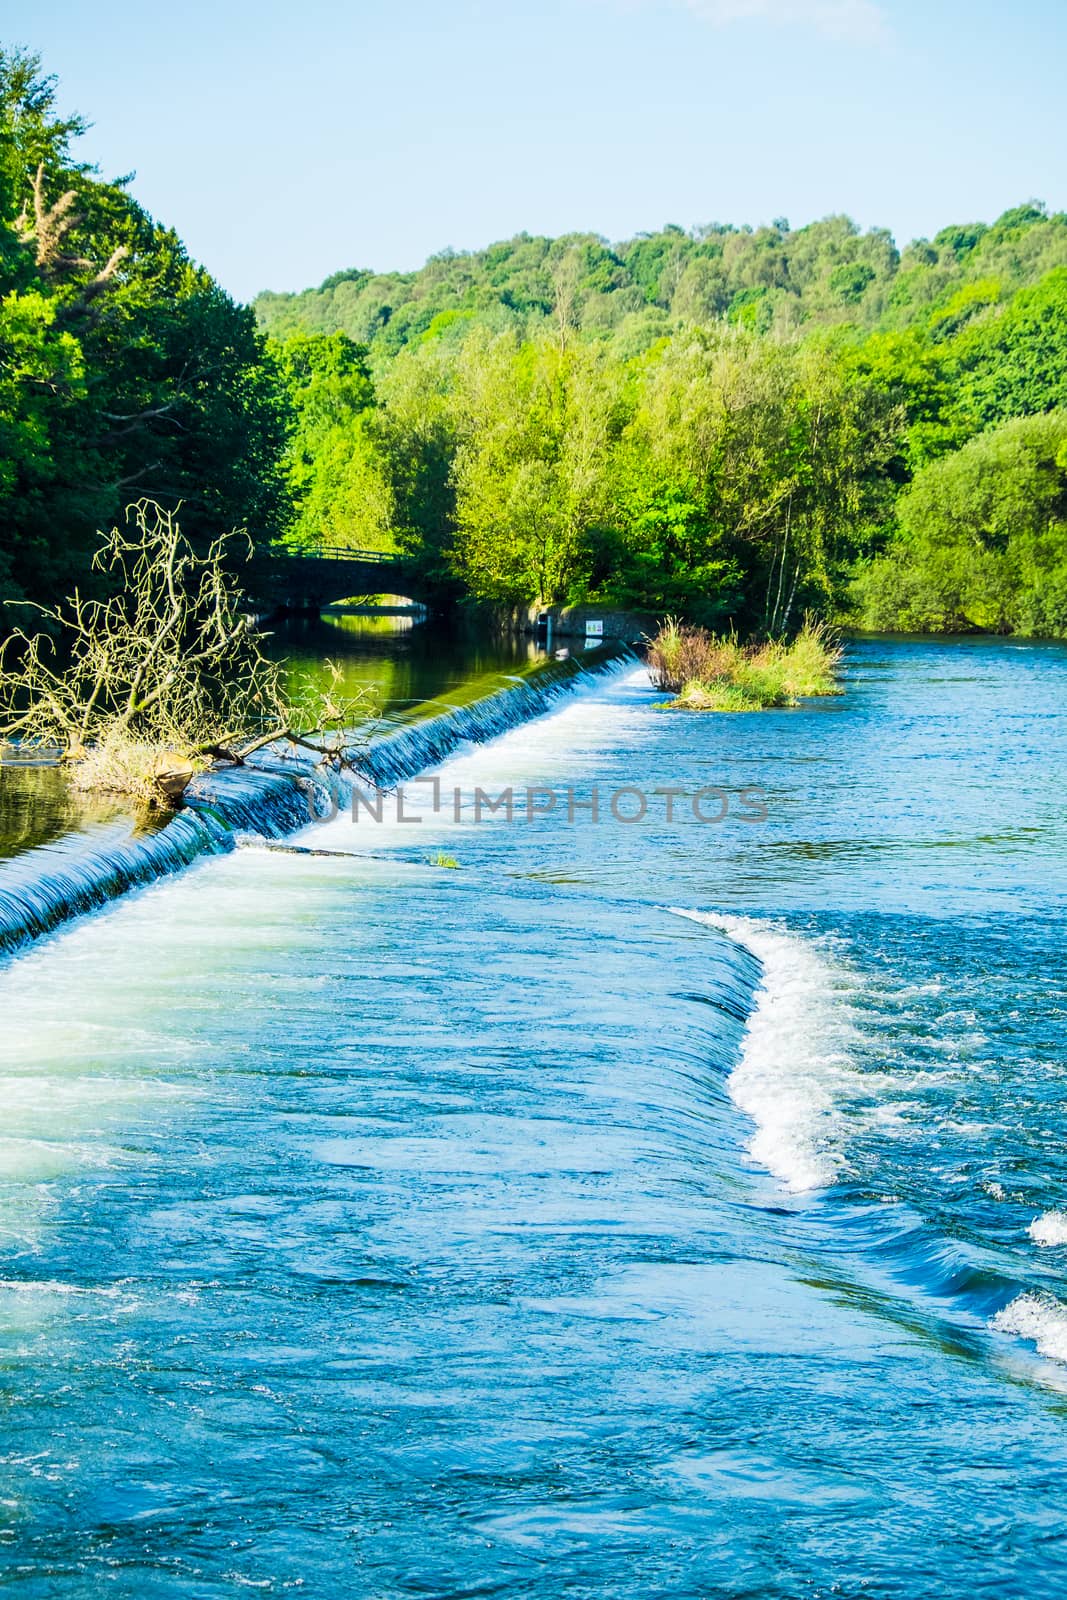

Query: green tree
[375,339,461,599]
[855,411,1067,636]
[841,328,968,471]
[447,334,621,605]
[0,49,288,617]
[616,329,895,630]
[957,269,1067,425]
[273,332,393,550]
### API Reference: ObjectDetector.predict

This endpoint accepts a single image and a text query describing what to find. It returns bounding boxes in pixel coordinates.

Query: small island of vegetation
[647,619,841,711]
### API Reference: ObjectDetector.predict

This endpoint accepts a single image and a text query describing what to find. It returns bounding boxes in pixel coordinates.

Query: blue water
[2,635,1067,1596]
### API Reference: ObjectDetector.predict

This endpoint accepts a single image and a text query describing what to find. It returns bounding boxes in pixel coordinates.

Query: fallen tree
[0,500,372,804]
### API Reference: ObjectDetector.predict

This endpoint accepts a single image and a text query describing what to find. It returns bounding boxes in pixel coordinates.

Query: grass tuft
[647,618,842,711]
[67,737,205,806]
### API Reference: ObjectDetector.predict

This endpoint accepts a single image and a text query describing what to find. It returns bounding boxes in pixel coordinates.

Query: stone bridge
[248,545,423,614]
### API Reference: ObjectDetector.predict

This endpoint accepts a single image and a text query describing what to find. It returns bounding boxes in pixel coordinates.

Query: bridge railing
[278,545,398,564]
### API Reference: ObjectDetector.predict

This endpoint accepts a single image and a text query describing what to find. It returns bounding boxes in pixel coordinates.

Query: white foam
[992,1293,1067,1361]
[1030,1211,1067,1247]
[303,663,656,851]
[668,909,867,1193]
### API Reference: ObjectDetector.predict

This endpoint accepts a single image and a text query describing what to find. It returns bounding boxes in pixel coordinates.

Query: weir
[0,643,634,959]
[3,635,1067,1597]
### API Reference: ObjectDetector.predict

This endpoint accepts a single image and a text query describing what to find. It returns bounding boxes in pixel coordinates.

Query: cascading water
[0,645,631,958]
[2,633,1067,1598]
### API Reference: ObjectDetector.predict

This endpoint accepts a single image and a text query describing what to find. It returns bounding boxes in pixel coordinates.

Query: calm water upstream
[1,632,1067,1597]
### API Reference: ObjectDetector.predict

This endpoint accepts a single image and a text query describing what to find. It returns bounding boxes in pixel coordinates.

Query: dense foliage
[0,49,289,619]
[257,199,1067,637]
[404,326,899,630]
[255,207,1067,357]
[855,412,1067,636]
[272,332,391,551]
[5,46,1067,642]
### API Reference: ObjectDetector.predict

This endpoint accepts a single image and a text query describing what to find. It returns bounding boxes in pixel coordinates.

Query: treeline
[254,207,1067,355]
[269,257,1067,636]
[261,190,1067,636]
[303,327,899,632]
[5,47,1067,641]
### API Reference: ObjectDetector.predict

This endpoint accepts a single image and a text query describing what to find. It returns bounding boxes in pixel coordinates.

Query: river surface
[1,632,1067,1597]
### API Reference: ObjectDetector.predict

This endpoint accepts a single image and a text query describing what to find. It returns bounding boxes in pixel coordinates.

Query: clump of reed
[646,617,842,711]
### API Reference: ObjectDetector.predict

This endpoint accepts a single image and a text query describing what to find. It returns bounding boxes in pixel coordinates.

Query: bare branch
[0,502,374,805]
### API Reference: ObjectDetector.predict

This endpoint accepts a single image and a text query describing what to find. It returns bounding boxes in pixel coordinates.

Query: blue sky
[12,0,1067,302]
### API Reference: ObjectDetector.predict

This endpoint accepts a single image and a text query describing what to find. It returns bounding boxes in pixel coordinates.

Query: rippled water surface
[2,634,1067,1597]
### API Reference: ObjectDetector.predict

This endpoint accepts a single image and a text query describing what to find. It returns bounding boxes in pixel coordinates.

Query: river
[1,627,1066,1596]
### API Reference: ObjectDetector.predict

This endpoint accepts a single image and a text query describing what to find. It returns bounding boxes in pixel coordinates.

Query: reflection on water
[0,764,139,862]
[271,609,543,718]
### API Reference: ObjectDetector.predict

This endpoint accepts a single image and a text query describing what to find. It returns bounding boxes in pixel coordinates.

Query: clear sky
[11,0,1067,303]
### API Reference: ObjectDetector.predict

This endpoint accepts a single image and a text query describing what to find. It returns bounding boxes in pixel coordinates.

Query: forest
[4,45,1067,638]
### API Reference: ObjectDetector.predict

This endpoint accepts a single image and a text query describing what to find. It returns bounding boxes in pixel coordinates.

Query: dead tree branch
[0,502,374,804]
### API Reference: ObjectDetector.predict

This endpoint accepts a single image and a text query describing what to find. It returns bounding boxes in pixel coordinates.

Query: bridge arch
[251,546,426,613]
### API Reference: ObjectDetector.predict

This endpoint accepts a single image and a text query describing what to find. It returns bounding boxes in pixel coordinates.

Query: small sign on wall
[585,619,604,640]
